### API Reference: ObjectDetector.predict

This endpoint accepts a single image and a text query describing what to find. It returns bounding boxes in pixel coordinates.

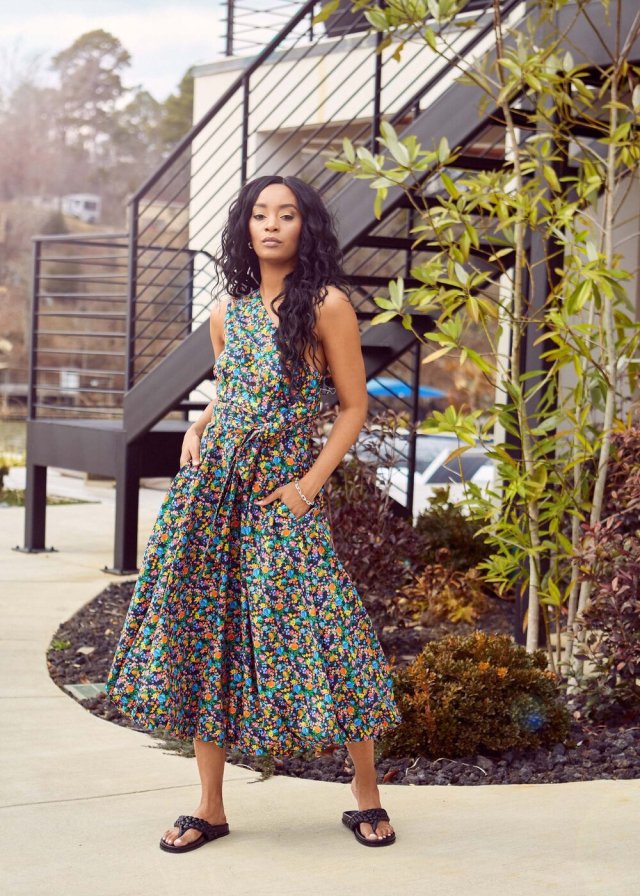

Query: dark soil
[47,580,640,786]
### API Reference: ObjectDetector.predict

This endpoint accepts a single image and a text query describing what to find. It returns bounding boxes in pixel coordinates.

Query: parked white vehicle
[347,430,496,520]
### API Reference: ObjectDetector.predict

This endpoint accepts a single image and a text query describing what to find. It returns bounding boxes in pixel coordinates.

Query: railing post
[406,341,421,520]
[125,198,139,391]
[405,204,419,520]
[371,29,383,151]
[186,251,195,330]
[23,237,48,553]
[185,252,195,422]
[27,239,41,421]
[241,74,250,184]
[308,2,315,41]
[226,0,235,56]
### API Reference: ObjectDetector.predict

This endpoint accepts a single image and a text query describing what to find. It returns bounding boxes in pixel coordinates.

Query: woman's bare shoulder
[210,295,232,345]
[210,294,232,319]
[316,285,354,328]
[320,284,351,304]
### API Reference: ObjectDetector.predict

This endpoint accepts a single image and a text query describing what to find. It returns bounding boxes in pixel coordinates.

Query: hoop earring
[248,240,253,250]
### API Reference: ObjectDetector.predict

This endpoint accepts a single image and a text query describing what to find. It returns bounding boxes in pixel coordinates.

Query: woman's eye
[251,212,295,221]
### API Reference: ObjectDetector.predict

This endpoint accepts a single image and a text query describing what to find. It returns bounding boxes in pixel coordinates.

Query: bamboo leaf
[364,6,389,30]
[312,0,340,26]
[543,164,561,192]
[371,310,398,324]
[544,578,563,607]
[424,345,453,363]
[342,137,355,164]
[424,27,437,51]
[441,172,460,198]
[373,187,387,220]
[444,445,470,464]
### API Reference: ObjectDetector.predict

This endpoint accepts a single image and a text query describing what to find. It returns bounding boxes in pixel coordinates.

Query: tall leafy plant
[321,0,640,683]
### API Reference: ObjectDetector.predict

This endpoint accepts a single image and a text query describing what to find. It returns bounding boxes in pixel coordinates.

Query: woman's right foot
[161,802,228,848]
[349,776,394,841]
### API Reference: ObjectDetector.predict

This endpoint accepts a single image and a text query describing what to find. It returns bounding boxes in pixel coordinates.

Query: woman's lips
[262,239,282,245]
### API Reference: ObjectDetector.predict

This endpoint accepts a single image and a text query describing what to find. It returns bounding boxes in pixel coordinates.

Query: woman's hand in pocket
[180,426,202,468]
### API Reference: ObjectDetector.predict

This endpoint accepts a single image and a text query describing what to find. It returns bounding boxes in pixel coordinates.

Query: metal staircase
[21,0,636,572]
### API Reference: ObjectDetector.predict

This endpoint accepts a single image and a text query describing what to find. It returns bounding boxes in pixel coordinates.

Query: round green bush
[414,489,492,571]
[379,631,572,759]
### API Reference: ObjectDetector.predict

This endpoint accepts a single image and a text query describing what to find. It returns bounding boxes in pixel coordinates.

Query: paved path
[1,468,638,896]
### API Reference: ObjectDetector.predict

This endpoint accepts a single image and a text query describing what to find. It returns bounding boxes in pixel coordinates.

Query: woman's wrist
[298,472,323,502]
[189,401,215,439]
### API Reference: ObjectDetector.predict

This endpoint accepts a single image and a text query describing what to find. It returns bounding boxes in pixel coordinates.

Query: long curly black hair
[213,174,351,396]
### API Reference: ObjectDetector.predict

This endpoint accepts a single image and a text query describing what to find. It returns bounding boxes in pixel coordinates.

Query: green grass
[0,488,96,507]
[0,421,26,456]
[49,638,72,651]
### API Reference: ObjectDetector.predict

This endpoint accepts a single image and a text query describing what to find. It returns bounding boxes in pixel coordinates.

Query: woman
[105,174,402,852]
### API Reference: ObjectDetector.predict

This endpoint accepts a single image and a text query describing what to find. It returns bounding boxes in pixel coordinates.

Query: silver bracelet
[294,479,314,506]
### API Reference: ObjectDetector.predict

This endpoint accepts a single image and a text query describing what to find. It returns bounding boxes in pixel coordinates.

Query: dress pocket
[277,497,324,525]
[277,498,301,523]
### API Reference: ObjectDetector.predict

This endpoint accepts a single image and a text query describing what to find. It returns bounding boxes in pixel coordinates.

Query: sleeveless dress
[105,289,403,757]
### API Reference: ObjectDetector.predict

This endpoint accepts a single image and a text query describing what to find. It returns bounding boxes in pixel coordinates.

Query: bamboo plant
[320,0,640,685]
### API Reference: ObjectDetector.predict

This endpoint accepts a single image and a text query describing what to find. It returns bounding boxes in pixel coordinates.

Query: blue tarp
[366,376,445,399]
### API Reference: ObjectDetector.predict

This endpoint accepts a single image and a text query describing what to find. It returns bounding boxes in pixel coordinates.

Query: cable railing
[221,1,370,57]
[28,234,129,420]
[128,0,521,387]
[27,234,204,419]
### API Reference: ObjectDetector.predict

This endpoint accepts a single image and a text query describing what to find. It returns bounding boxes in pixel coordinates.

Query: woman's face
[248,183,302,266]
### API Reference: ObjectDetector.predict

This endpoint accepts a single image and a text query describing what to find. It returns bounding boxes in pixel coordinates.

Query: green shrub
[397,562,490,625]
[379,631,571,759]
[414,489,492,571]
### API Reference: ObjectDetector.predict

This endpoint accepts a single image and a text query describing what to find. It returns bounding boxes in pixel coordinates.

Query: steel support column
[108,443,141,575]
[21,462,49,552]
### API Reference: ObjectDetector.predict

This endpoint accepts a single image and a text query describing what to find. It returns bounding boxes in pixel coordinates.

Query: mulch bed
[47,580,640,786]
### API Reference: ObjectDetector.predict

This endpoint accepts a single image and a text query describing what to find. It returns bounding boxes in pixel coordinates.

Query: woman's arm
[179,298,228,466]
[256,286,368,513]
[298,286,368,498]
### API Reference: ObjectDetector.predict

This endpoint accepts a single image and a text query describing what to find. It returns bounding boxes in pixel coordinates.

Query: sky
[1,0,225,101]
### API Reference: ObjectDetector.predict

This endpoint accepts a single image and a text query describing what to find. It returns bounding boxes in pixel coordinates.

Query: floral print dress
[105,289,402,757]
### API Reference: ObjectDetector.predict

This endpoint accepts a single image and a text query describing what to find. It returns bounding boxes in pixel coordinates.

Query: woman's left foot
[350,777,395,841]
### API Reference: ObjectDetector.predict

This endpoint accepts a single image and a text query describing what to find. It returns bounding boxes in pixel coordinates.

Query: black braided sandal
[159,814,230,853]
[342,808,396,847]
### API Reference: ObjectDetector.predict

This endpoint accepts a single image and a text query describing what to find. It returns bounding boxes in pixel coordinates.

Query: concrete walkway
[1,468,638,896]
